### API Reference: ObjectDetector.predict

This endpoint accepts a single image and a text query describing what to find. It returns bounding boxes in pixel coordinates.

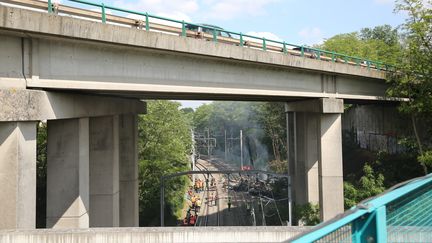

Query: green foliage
[418,150,432,167]
[372,151,423,187]
[36,122,47,228]
[138,100,192,226]
[388,0,432,115]
[387,0,432,174]
[138,100,192,163]
[268,159,288,174]
[36,122,47,183]
[360,25,400,46]
[251,103,287,163]
[344,164,385,209]
[320,25,402,64]
[193,103,216,132]
[193,101,251,133]
[180,107,194,114]
[293,203,320,226]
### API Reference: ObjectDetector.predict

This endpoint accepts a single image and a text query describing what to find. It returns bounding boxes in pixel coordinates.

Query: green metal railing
[43,0,394,71]
[290,173,432,243]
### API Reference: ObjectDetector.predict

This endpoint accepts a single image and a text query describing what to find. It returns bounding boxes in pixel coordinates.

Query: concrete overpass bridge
[0,0,395,236]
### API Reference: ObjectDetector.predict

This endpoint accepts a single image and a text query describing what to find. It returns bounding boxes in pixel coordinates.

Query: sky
[98,0,407,45]
[57,0,408,109]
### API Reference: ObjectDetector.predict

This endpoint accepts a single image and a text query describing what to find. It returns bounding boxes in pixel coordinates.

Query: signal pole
[240,129,243,170]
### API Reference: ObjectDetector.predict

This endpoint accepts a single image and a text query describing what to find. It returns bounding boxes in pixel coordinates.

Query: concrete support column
[119,114,139,227]
[89,116,120,227]
[318,113,344,221]
[46,118,89,228]
[0,122,37,229]
[287,98,344,222]
[294,113,319,205]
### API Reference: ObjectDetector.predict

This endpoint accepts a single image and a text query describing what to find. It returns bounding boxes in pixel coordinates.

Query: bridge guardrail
[1,0,395,71]
[290,173,432,243]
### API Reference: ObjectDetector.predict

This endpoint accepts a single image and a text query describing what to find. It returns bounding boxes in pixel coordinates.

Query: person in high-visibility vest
[196,198,202,213]
[199,180,203,192]
[191,195,197,209]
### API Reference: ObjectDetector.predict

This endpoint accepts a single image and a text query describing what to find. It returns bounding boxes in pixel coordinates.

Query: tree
[193,103,215,132]
[251,102,287,172]
[388,0,432,174]
[360,25,399,46]
[138,100,193,226]
[138,101,192,163]
[320,25,402,64]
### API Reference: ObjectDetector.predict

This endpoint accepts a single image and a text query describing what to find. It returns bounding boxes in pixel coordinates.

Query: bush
[418,150,432,168]
[293,203,320,226]
[344,164,385,209]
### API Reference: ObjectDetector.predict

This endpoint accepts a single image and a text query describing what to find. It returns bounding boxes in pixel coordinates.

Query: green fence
[291,173,432,243]
[42,0,394,72]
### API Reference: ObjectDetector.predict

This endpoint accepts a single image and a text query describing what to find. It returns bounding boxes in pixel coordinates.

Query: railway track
[194,161,209,227]
[208,159,257,226]
[194,158,272,227]
[194,160,220,227]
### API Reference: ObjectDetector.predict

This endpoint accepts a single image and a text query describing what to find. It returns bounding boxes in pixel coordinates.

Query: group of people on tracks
[183,188,201,226]
[182,176,219,226]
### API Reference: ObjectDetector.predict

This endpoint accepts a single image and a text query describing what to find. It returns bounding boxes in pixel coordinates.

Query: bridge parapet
[0,226,309,243]
[291,174,432,242]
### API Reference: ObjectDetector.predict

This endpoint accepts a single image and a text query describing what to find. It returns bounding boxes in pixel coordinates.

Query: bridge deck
[0,2,391,101]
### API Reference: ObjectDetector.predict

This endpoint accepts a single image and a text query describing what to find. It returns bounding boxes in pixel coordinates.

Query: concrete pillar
[286,98,344,222]
[318,113,344,221]
[89,116,120,227]
[46,118,89,228]
[119,114,139,227]
[294,113,319,205]
[0,122,37,229]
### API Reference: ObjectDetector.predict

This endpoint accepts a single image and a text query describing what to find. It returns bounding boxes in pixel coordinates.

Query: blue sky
[61,0,407,108]
[97,0,406,45]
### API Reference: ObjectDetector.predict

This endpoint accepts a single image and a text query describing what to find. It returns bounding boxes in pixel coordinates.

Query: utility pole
[160,179,165,226]
[240,129,243,170]
[224,129,227,162]
[284,103,293,226]
[206,128,210,158]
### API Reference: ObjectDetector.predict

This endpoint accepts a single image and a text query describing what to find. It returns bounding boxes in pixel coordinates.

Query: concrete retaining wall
[342,104,409,154]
